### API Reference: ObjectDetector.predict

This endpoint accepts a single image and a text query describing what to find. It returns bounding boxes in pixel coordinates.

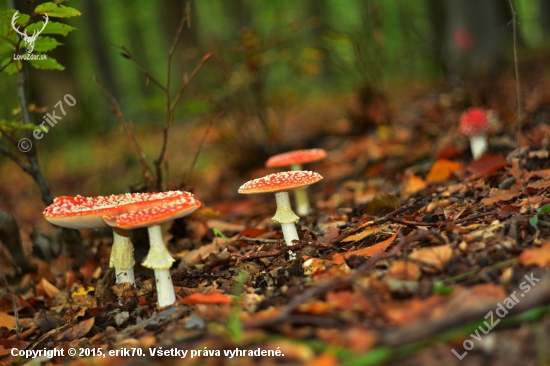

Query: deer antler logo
[11,11,48,54]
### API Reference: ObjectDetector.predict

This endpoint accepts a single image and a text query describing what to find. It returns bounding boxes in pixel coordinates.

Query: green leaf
[0,119,36,132]
[28,56,64,71]
[433,281,454,296]
[26,20,75,36]
[212,228,230,242]
[538,204,550,214]
[0,9,30,26]
[530,216,539,228]
[0,57,22,74]
[0,42,15,57]
[34,3,82,18]
[32,36,62,52]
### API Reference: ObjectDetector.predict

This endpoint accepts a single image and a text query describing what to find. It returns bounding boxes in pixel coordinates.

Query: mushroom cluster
[265,148,326,216]
[43,150,327,306]
[44,190,200,307]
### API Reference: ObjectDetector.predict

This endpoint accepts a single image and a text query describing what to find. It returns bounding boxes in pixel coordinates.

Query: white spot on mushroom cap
[238,170,323,194]
[43,191,199,229]
[105,194,201,229]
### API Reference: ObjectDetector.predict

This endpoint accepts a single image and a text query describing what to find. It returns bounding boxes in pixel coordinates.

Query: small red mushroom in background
[459,108,489,160]
[453,28,473,51]
[265,149,326,216]
[239,171,323,248]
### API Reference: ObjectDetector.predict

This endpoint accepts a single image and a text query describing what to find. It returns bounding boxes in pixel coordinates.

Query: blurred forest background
[1,0,550,232]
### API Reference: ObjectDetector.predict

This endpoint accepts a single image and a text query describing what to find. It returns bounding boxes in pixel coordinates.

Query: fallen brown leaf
[409,244,452,272]
[465,155,509,179]
[404,174,426,195]
[56,317,95,341]
[387,260,421,281]
[481,184,522,206]
[332,232,398,265]
[41,278,60,299]
[426,159,463,183]
[519,242,550,267]
[0,312,15,330]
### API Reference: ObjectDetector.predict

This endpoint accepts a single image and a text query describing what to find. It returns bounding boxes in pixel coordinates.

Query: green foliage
[0,118,35,139]
[227,270,247,343]
[212,228,230,242]
[432,281,454,296]
[0,3,79,74]
[28,57,64,71]
[26,21,76,36]
[34,3,82,18]
[529,204,550,228]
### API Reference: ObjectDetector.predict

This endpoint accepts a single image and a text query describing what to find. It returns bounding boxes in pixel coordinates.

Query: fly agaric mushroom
[459,108,489,160]
[43,191,188,285]
[265,149,327,216]
[238,171,323,246]
[103,192,201,307]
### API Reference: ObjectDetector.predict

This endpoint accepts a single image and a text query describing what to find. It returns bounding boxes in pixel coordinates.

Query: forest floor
[2,57,550,366]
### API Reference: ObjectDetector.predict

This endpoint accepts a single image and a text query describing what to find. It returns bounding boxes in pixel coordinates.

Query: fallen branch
[390,211,494,227]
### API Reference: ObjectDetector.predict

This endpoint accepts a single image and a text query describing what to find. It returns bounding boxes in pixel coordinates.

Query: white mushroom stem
[294,187,311,216]
[142,225,176,307]
[110,228,135,285]
[272,191,300,246]
[469,134,488,160]
[290,163,312,216]
[154,269,176,307]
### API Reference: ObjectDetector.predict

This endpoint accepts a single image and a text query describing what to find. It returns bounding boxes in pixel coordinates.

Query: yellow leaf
[342,226,381,242]
[404,175,426,195]
[426,159,464,183]
[71,286,94,298]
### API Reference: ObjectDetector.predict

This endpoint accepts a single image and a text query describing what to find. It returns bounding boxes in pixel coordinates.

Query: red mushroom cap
[238,171,323,194]
[265,149,327,168]
[103,192,201,229]
[459,108,489,136]
[43,191,191,229]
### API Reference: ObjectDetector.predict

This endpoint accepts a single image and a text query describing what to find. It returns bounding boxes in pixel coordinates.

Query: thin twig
[185,111,222,184]
[0,144,31,174]
[117,44,165,92]
[0,265,20,339]
[169,53,212,112]
[390,211,494,227]
[238,241,307,262]
[331,202,417,244]
[508,0,532,214]
[238,237,281,244]
[92,76,155,185]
